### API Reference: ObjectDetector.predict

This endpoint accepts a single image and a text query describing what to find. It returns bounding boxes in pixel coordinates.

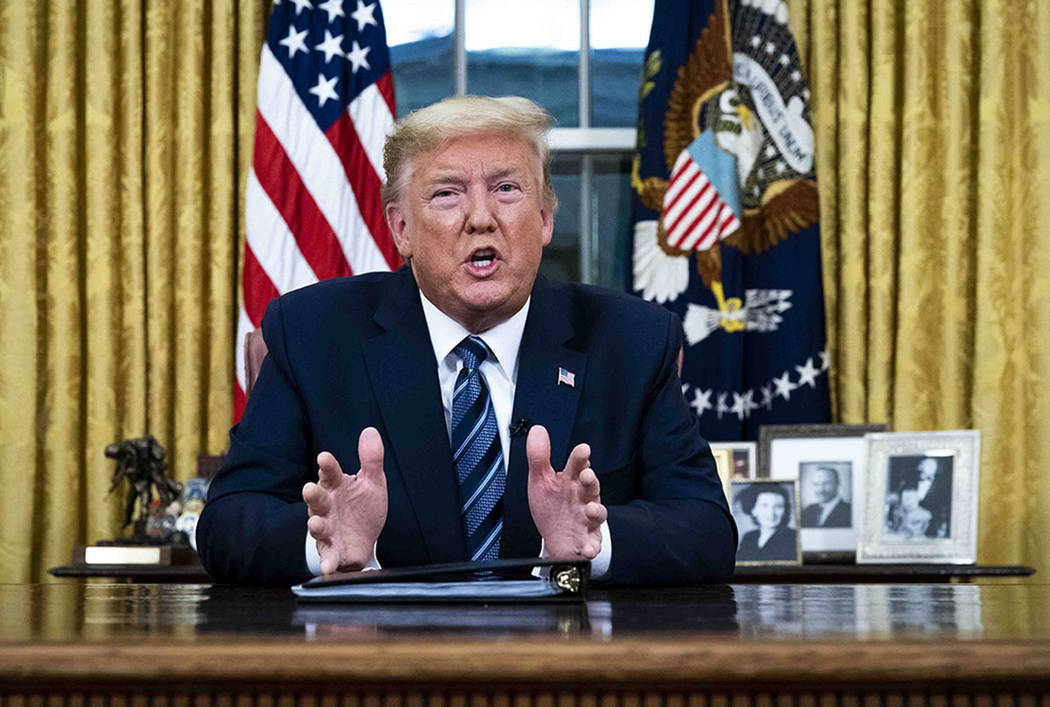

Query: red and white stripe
[235,43,400,420]
[661,150,740,253]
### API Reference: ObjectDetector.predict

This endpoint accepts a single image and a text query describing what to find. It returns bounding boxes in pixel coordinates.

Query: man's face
[809,468,839,504]
[918,459,938,484]
[385,132,554,333]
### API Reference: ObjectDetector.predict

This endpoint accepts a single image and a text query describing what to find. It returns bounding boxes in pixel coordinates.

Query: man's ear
[540,207,554,247]
[385,202,412,259]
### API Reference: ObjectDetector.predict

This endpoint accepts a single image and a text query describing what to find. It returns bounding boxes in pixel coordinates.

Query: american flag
[236,0,401,420]
[662,144,740,252]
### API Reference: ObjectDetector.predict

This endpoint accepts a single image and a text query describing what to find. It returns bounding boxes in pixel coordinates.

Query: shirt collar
[418,291,530,379]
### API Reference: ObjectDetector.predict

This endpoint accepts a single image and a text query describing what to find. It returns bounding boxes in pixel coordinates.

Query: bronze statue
[105,435,183,537]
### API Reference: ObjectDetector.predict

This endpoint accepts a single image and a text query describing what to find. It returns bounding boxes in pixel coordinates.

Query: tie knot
[454,336,489,370]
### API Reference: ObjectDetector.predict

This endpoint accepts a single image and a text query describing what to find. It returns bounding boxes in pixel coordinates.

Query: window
[384,0,652,289]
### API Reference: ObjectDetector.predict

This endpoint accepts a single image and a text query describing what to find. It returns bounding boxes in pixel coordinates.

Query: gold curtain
[790,0,1050,572]
[0,2,269,582]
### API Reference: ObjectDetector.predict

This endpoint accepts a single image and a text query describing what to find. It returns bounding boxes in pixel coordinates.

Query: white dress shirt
[306,291,611,578]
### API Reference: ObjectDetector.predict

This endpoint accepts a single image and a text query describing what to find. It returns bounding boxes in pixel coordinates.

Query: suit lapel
[363,268,466,563]
[502,278,587,558]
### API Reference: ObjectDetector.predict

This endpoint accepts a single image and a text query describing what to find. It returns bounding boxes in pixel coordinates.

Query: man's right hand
[302,427,388,575]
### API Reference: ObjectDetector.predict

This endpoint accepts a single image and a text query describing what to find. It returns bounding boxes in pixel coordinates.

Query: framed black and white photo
[799,462,853,529]
[759,423,887,559]
[857,430,981,564]
[730,479,802,566]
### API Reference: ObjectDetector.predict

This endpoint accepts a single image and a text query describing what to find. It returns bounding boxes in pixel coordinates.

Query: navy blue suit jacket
[197,267,736,586]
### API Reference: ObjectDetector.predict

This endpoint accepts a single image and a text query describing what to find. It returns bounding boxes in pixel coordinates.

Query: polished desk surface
[2,582,1050,686]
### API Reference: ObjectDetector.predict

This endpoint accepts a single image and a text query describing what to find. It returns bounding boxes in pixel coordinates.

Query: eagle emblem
[632,0,819,337]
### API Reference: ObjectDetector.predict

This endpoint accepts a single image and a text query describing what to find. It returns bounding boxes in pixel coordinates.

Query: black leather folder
[292,557,590,603]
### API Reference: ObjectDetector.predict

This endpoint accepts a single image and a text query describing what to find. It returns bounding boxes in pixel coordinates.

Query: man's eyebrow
[421,166,530,185]
[422,172,468,186]
[486,167,527,182]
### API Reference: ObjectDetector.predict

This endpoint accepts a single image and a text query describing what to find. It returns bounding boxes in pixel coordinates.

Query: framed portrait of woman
[730,479,802,566]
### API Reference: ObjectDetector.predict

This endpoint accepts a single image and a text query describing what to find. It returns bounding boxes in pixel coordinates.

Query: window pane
[466,0,580,127]
[544,155,633,288]
[384,1,454,117]
[589,0,652,127]
[592,155,634,291]
[542,159,581,283]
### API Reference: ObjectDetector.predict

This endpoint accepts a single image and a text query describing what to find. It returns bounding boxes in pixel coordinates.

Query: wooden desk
[47,562,1036,584]
[2,583,1050,701]
[732,563,1036,582]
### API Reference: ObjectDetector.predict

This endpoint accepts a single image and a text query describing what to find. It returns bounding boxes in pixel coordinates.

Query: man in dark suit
[196,96,736,586]
[800,466,851,528]
[914,457,951,538]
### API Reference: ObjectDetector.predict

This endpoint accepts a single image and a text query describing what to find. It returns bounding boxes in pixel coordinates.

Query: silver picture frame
[857,430,981,565]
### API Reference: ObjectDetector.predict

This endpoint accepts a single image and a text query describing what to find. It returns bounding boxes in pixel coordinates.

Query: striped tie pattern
[451,336,505,561]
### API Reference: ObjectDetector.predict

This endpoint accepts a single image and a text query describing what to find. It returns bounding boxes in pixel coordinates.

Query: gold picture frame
[730,479,803,566]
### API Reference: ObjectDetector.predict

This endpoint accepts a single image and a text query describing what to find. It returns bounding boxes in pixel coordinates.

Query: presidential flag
[630,0,830,440]
[236,0,401,420]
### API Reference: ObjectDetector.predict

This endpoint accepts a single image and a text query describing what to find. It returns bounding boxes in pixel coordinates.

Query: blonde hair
[381,95,558,212]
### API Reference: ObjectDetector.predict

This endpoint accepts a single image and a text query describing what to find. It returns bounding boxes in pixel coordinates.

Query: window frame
[450,0,641,285]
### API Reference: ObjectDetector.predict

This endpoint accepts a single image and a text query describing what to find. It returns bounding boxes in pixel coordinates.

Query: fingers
[526,425,553,477]
[579,526,603,559]
[307,513,329,539]
[584,501,607,526]
[357,427,385,482]
[564,443,591,480]
[316,451,344,488]
[578,466,600,501]
[317,429,385,487]
[302,481,332,515]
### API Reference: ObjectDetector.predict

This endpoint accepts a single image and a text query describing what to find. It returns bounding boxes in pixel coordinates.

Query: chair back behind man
[244,328,268,399]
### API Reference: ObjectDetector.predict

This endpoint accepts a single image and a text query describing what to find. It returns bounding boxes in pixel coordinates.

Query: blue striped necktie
[451,336,505,561]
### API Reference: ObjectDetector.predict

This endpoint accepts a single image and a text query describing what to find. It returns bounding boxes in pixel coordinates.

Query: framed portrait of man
[760,423,887,560]
[799,462,853,529]
[884,455,953,541]
[858,430,980,564]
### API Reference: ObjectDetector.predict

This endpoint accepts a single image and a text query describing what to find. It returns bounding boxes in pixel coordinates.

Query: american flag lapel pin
[557,367,575,387]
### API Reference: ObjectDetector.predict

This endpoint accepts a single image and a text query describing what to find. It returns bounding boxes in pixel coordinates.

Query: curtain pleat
[969,0,1050,569]
[1,2,46,581]
[80,0,149,567]
[24,2,93,580]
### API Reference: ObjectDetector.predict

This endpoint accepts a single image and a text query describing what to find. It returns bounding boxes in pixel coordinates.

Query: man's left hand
[526,425,607,559]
